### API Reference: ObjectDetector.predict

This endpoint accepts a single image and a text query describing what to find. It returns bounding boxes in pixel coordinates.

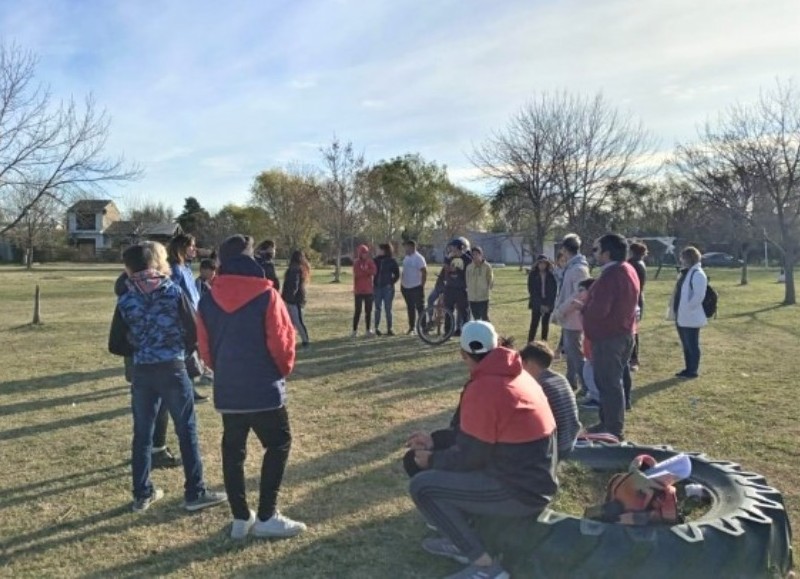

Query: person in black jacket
[627,242,647,370]
[282,250,311,347]
[373,243,400,336]
[255,239,281,291]
[528,255,558,342]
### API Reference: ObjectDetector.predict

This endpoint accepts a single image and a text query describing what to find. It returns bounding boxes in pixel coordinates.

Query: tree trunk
[25,248,33,270]
[332,230,342,283]
[739,243,749,286]
[32,284,42,324]
[783,250,796,305]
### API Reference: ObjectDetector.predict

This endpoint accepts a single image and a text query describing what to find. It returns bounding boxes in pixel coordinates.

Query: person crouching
[197,234,306,540]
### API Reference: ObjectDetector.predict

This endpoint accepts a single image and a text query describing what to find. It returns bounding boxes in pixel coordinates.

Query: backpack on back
[690,271,718,319]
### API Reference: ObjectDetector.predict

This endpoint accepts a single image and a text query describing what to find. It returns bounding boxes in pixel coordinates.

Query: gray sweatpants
[562,329,585,391]
[409,469,542,562]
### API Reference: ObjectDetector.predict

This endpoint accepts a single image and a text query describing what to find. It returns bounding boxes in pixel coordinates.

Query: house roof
[104,221,181,238]
[67,199,115,213]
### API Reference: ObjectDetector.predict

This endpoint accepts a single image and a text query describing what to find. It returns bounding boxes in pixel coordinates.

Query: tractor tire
[475,442,793,579]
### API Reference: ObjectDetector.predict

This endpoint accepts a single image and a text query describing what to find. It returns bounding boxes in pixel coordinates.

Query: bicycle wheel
[416,305,456,346]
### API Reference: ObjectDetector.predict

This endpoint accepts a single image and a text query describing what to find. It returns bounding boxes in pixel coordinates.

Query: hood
[356,244,370,258]
[210,274,274,313]
[470,347,523,380]
[219,254,265,278]
[568,254,589,268]
[114,272,129,297]
[127,269,170,295]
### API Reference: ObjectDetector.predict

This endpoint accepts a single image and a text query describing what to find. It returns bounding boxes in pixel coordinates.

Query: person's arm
[178,292,198,353]
[527,271,536,298]
[486,263,494,289]
[196,311,213,370]
[390,260,400,285]
[687,270,707,309]
[265,290,296,377]
[108,306,134,357]
[430,431,494,471]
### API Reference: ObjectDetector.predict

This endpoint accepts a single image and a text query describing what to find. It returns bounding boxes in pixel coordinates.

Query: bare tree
[5,185,61,268]
[675,80,800,304]
[250,164,322,254]
[0,44,139,237]
[319,137,366,282]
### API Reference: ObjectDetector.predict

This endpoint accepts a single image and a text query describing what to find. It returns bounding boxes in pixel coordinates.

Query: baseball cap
[460,321,499,354]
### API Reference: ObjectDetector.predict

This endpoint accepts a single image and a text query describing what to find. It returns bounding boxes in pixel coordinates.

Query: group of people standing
[350,238,495,338]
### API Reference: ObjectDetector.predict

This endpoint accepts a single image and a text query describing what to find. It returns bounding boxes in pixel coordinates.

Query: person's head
[629,241,648,261]
[471,246,484,264]
[199,258,217,281]
[256,239,275,260]
[450,238,466,257]
[594,233,628,266]
[123,243,156,276]
[457,236,471,251]
[218,234,255,264]
[404,239,417,256]
[378,243,393,258]
[577,277,595,296]
[560,234,581,259]
[140,241,170,275]
[356,244,370,260]
[168,233,197,265]
[681,246,702,268]
[459,321,500,368]
[519,341,554,377]
[289,249,311,282]
[535,254,552,272]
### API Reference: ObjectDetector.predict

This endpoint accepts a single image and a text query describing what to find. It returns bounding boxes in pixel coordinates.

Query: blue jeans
[373,285,395,331]
[676,325,701,375]
[131,361,206,501]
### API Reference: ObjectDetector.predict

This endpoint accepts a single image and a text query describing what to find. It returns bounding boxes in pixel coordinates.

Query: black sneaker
[152,448,182,469]
[375,329,383,336]
[387,329,395,336]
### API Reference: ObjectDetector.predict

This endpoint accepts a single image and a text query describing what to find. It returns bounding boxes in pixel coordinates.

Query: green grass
[0,263,797,577]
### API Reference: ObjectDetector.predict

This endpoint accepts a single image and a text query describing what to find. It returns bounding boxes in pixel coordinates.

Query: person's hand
[407,431,433,451]
[540,305,550,314]
[414,450,433,470]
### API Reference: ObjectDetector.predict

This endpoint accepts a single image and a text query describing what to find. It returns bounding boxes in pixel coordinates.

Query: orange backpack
[585,454,680,525]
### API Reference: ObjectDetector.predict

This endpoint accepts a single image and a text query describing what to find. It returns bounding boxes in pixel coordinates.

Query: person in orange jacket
[352,244,377,337]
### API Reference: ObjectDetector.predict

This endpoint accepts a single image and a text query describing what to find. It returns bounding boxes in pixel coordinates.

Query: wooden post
[32,284,41,325]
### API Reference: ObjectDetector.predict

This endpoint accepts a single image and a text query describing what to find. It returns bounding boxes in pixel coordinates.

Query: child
[197,235,306,540]
[563,278,602,409]
[195,258,217,298]
[108,243,226,513]
[465,246,493,322]
[352,244,377,337]
[282,250,311,347]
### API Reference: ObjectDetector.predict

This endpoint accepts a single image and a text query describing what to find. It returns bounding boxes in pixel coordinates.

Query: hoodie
[108,270,197,366]
[169,261,201,310]
[553,254,590,330]
[353,245,377,294]
[196,255,296,413]
[430,347,558,508]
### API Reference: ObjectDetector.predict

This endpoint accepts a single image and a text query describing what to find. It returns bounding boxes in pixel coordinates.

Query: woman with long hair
[282,250,311,347]
[352,244,377,337]
[527,255,558,342]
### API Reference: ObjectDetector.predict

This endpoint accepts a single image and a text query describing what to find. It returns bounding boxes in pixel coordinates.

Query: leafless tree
[319,136,366,282]
[675,80,800,304]
[0,44,139,237]
[5,185,61,268]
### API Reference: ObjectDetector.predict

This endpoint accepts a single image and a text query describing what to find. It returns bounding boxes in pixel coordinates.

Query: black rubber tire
[416,306,455,346]
[475,442,794,579]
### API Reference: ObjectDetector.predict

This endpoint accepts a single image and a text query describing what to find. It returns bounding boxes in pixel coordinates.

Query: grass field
[0,263,797,578]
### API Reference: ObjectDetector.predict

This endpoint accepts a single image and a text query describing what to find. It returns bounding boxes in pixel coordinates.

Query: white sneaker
[252,511,307,538]
[230,509,256,539]
[365,330,375,337]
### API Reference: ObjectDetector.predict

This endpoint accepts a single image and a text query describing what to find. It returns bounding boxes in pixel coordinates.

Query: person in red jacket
[581,233,640,440]
[351,244,377,337]
[408,321,557,579]
[196,234,305,540]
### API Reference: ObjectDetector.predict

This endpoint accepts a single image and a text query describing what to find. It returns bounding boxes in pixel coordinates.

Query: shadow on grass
[720,303,800,339]
[0,461,129,512]
[334,361,464,399]
[0,406,130,442]
[0,385,126,417]
[0,367,123,396]
[631,377,683,403]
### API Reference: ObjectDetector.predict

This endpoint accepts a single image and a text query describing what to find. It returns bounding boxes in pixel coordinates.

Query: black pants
[528,308,552,342]
[630,333,640,366]
[443,288,469,334]
[401,286,425,331]
[469,301,489,322]
[353,294,374,332]
[221,407,292,521]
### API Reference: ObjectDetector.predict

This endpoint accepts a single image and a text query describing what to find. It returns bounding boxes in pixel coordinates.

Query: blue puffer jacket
[109,272,197,366]
[170,261,200,310]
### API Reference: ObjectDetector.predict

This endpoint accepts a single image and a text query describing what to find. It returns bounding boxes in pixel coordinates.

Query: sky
[1,0,798,214]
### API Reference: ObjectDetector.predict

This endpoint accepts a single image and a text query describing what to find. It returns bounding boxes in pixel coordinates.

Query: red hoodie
[353,244,377,295]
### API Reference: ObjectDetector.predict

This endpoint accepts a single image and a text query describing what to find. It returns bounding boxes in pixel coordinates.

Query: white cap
[460,321,499,354]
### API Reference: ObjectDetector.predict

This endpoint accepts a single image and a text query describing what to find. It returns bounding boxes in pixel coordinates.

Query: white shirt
[401,252,427,288]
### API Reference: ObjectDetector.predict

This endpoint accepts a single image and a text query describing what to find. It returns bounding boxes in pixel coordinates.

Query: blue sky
[1,0,798,214]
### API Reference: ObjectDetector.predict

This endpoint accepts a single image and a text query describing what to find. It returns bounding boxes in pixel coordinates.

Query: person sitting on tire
[406,321,558,579]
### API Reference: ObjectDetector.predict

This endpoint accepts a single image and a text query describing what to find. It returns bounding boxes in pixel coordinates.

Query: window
[75,212,96,231]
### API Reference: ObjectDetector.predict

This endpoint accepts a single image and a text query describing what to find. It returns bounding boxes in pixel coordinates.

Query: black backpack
[690,271,718,319]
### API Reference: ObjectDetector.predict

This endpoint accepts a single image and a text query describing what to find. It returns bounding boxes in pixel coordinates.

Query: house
[66,199,181,260]
[66,200,122,259]
[429,230,555,265]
